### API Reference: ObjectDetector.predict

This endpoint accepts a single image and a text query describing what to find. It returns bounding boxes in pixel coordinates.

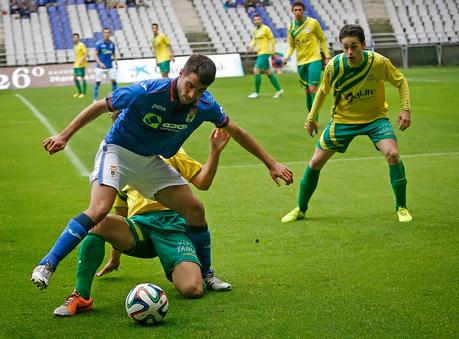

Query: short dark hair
[339,24,365,43]
[103,28,110,33]
[292,1,305,10]
[253,13,260,18]
[152,23,158,28]
[73,33,80,38]
[183,54,216,87]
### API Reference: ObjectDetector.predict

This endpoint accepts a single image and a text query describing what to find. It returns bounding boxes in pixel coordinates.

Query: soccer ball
[125,283,169,325]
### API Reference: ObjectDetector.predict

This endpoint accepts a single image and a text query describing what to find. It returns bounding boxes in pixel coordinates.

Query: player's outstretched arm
[43,100,108,155]
[305,87,327,137]
[223,120,293,186]
[191,128,231,190]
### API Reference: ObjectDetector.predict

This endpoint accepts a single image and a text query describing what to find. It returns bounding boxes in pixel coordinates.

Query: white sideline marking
[15,93,90,177]
[407,78,459,83]
[220,152,459,169]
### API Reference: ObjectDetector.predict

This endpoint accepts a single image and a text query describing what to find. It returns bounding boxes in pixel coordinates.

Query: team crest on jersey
[368,75,376,81]
[109,165,117,179]
[185,109,197,123]
[305,28,311,34]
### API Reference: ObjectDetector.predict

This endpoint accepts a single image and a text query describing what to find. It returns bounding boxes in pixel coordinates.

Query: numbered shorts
[158,61,171,73]
[317,118,396,153]
[297,60,322,87]
[94,67,116,82]
[123,211,201,280]
[90,141,186,199]
[255,54,271,71]
[73,67,85,77]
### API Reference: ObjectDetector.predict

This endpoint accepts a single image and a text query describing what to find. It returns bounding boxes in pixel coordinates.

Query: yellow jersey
[152,33,172,64]
[113,148,202,218]
[286,17,330,65]
[73,42,87,68]
[312,51,410,124]
[251,24,275,55]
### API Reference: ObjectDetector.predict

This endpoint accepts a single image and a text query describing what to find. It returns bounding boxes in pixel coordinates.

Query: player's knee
[184,199,205,219]
[309,86,318,93]
[179,281,204,299]
[386,149,400,164]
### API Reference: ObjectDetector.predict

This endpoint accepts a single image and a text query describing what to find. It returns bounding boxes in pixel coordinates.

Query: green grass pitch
[0,67,458,338]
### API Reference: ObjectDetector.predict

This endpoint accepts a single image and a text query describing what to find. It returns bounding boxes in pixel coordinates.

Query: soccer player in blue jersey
[93,28,118,103]
[31,54,294,289]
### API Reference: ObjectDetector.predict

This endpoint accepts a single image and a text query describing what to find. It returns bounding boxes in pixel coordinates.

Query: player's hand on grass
[210,128,231,153]
[305,120,319,137]
[43,134,67,155]
[269,162,293,186]
[96,258,120,277]
[397,110,411,131]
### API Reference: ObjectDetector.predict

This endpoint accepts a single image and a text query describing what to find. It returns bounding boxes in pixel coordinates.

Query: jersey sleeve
[105,82,146,112]
[166,149,203,182]
[209,100,229,127]
[286,22,295,59]
[113,191,128,209]
[314,21,330,58]
[382,57,411,111]
[320,60,333,94]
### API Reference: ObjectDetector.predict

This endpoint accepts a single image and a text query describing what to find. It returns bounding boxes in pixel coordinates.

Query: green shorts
[297,60,322,87]
[124,210,201,280]
[255,54,271,71]
[73,67,85,77]
[317,118,396,153]
[158,61,170,73]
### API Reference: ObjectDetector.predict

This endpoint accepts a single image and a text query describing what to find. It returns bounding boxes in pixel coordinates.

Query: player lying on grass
[32,54,293,290]
[54,129,231,316]
[282,24,413,224]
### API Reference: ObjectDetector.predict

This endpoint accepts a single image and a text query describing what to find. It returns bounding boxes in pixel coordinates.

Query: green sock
[82,80,87,95]
[74,79,82,94]
[255,74,261,93]
[75,232,106,299]
[306,93,316,112]
[298,165,321,212]
[268,73,281,91]
[306,94,311,112]
[389,160,407,209]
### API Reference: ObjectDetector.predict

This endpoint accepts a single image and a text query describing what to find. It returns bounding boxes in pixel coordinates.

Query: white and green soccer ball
[125,283,169,325]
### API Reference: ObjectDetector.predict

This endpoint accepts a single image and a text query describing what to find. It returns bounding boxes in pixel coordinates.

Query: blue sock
[39,213,95,270]
[111,81,118,92]
[93,82,100,101]
[187,225,212,276]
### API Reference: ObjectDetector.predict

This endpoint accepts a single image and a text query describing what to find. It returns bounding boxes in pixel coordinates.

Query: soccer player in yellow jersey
[72,33,87,98]
[152,23,174,78]
[248,14,284,99]
[282,24,413,224]
[283,1,330,114]
[53,129,232,316]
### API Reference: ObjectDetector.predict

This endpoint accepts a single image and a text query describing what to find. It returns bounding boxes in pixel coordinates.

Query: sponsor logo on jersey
[161,123,188,131]
[345,89,376,103]
[143,112,188,132]
[143,113,162,128]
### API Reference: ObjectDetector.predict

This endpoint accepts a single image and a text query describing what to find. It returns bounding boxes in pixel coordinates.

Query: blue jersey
[96,39,116,69]
[105,78,229,157]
